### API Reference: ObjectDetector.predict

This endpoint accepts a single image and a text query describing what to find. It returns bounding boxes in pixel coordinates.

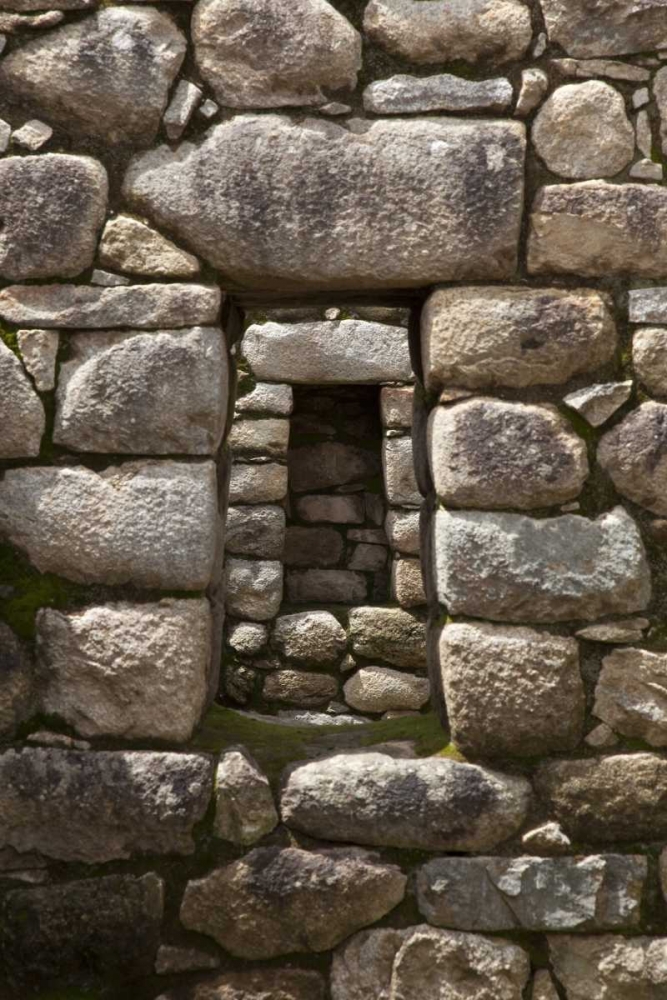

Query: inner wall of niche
[222,305,429,720]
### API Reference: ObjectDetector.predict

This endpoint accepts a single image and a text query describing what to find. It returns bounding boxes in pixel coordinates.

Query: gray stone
[635,87,651,108]
[564,381,632,427]
[163,79,202,141]
[348,543,387,572]
[385,509,420,555]
[213,748,278,845]
[242,320,412,383]
[0,748,213,862]
[192,0,361,109]
[263,669,338,707]
[549,935,667,999]
[0,7,186,144]
[344,666,429,714]
[16,329,58,392]
[536,753,667,841]
[0,461,219,589]
[228,463,288,504]
[552,57,651,83]
[53,327,228,455]
[281,753,531,851]
[363,0,532,65]
[0,155,107,281]
[629,159,663,181]
[528,182,667,278]
[272,611,347,664]
[2,873,163,984]
[155,946,219,975]
[228,418,289,459]
[284,526,343,567]
[349,606,426,668]
[36,599,211,743]
[599,403,667,514]
[440,622,584,758]
[180,846,405,958]
[428,399,588,509]
[636,110,653,157]
[521,822,572,855]
[629,287,667,323]
[122,115,526,290]
[225,558,282,621]
[155,969,325,1000]
[634,328,667,397]
[391,558,426,607]
[655,67,667,157]
[532,82,634,179]
[383,437,420,507]
[90,268,130,287]
[0,283,221,329]
[286,569,367,604]
[417,855,646,931]
[227,621,267,655]
[0,340,44,458]
[585,722,620,748]
[434,506,651,623]
[289,441,380,492]
[199,98,219,119]
[515,68,549,117]
[533,972,560,1000]
[11,119,52,151]
[236,382,293,416]
[0,623,33,740]
[380,387,413,429]
[295,494,365,523]
[422,286,617,391]
[225,505,285,558]
[363,73,513,115]
[576,618,649,643]
[594,647,667,746]
[99,215,199,278]
[0,0,94,8]
[539,0,667,57]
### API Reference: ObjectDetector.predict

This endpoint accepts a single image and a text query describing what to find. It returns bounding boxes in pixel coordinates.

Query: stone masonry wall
[4,0,667,998]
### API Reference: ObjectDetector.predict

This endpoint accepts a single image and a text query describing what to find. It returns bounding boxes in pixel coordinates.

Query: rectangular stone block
[295,494,365,524]
[225,558,283,621]
[228,417,290,459]
[225,505,285,558]
[629,287,667,324]
[286,568,367,604]
[385,509,421,554]
[235,382,294,415]
[383,437,421,507]
[284,526,343,567]
[381,386,414,428]
[538,0,667,58]
[228,462,288,504]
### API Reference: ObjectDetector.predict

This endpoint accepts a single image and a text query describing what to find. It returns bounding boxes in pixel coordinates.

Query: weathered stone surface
[434,507,650,623]
[528,182,667,278]
[364,73,513,114]
[515,68,549,117]
[225,505,285,559]
[264,669,338,707]
[428,399,588,509]
[349,606,426,668]
[363,0,532,65]
[225,559,282,621]
[290,442,380,492]
[563,381,632,427]
[536,753,667,841]
[533,82,634,179]
[348,542,387,572]
[599,403,667,515]
[228,463,288,504]
[54,327,228,455]
[10,119,52,150]
[296,494,364,523]
[629,287,667,324]
[593,647,667,746]
[0,155,107,281]
[383,437,420,507]
[0,7,186,144]
[284,526,343,566]
[0,0,94,8]
[123,115,526,290]
[0,748,213,861]
[287,569,367,604]
[332,925,530,1000]
[242,320,412,383]
[1,873,163,984]
[0,461,219,589]
[417,855,645,931]
[539,0,667,57]
[213,748,278,845]
[553,58,650,83]
[381,387,413,430]
[99,215,199,278]
[522,821,572,855]
[156,969,325,1000]
[634,328,667,398]
[235,382,293,416]
[391,558,426,607]
[629,159,663,182]
[385,509,420,554]
[155,946,219,976]
[422,286,616,390]
[532,971,560,1000]
[0,623,33,740]
[344,666,429,714]
[227,621,267,655]
[0,283,221,329]
[192,0,361,108]
[440,622,584,757]
[180,846,406,958]
[549,935,667,999]
[229,418,289,459]
[36,599,211,742]
[163,79,202,141]
[281,753,530,850]
[576,618,649,643]
[272,612,347,664]
[16,329,58,392]
[0,340,44,458]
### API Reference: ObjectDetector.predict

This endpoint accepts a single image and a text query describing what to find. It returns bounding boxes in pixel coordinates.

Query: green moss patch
[0,544,89,640]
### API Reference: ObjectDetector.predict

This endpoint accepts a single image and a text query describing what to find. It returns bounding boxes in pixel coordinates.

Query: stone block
[289,441,381,492]
[213,748,278,845]
[538,0,667,57]
[364,73,513,114]
[549,935,667,999]
[0,339,44,458]
[391,557,426,607]
[272,611,347,664]
[99,214,200,278]
[629,287,667,323]
[284,526,343,566]
[380,387,414,429]
[286,568,367,603]
[225,558,283,621]
[344,666,429,713]
[594,647,667,746]
[235,382,294,416]
[225,505,285,559]
[155,970,325,1000]
[228,418,289,459]
[385,509,421,554]
[228,463,288,504]
[295,493,365,523]
[599,403,667,514]
[382,437,421,507]
[348,542,388,572]
[349,606,426,668]
[16,329,58,392]
[227,621,267,656]
[263,669,338,707]
[563,381,632,427]
[633,328,667,398]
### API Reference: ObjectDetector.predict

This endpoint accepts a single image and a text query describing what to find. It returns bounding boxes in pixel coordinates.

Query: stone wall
[2,0,667,997]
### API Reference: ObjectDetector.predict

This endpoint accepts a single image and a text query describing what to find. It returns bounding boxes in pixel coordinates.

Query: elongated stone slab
[363,74,513,114]
[538,0,667,58]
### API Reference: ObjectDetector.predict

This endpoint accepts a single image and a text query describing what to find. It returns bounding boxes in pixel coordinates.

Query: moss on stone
[0,543,89,640]
[0,324,19,357]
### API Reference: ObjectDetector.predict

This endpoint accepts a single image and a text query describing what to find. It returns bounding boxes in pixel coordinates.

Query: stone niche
[223,307,430,719]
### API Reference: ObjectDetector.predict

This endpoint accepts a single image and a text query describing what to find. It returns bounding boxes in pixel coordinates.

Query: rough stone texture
[242,320,412,383]
[213,748,278,845]
[156,969,325,1000]
[1,873,163,984]
[272,612,347,665]
[538,0,667,57]
[532,82,634,179]
[0,748,213,862]
[416,855,646,931]
[123,115,527,290]
[594,648,667,746]
[0,7,186,144]
[385,510,420,554]
[286,569,367,604]
[281,753,531,851]
[0,340,44,459]
[0,623,33,740]
[422,286,617,390]
[180,846,406,958]
[163,79,202,141]
[576,618,649,643]
[381,387,413,429]
[349,607,426,668]
[0,283,221,329]
[0,155,107,281]
[36,600,211,742]
[228,463,288,504]
[263,669,338,707]
[629,287,667,324]
[227,621,267,655]
[344,666,429,714]
[296,494,365,524]
[428,399,588,509]
[289,442,380,492]
[363,73,513,114]
[383,437,421,507]
[331,925,530,1000]
[655,67,667,158]
[391,557,426,607]
[563,381,632,427]
[434,507,651,623]
[228,418,289,459]
[0,461,219,589]
[440,622,584,757]
[192,0,361,109]
[531,971,560,1000]
[536,753,667,842]
[53,327,228,455]
[225,559,282,621]
[99,215,199,278]
[155,946,220,976]
[549,935,667,999]
[599,403,667,515]
[284,526,342,566]
[634,328,667,397]
[235,382,293,416]
[225,505,285,559]
[515,68,549,117]
[522,822,572,855]
[16,329,58,392]
[363,0,532,66]
[528,182,667,278]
